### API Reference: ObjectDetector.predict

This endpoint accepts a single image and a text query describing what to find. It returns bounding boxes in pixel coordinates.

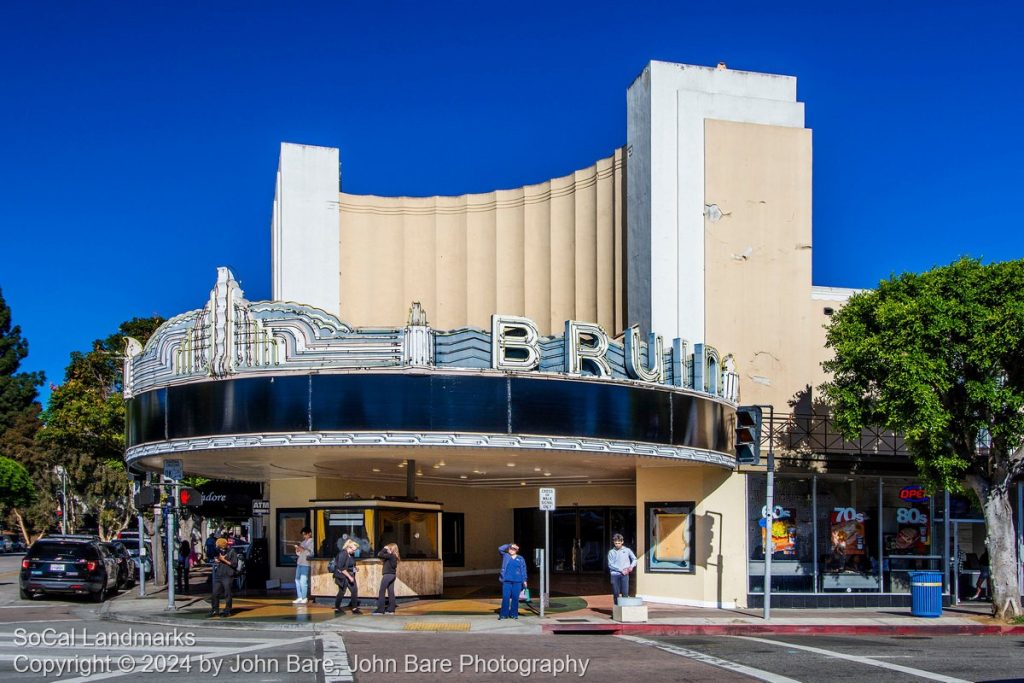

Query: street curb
[542,622,1024,637]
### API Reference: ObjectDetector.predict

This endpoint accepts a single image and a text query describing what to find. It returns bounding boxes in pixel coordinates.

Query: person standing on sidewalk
[607,533,637,605]
[498,543,527,620]
[209,537,239,617]
[333,539,362,615]
[292,527,313,605]
[176,539,192,595]
[372,543,400,615]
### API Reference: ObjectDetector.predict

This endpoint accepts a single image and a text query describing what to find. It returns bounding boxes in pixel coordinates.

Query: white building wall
[626,61,806,344]
[271,142,340,313]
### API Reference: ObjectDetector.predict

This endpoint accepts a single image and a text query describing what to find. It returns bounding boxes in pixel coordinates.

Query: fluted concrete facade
[337,150,626,336]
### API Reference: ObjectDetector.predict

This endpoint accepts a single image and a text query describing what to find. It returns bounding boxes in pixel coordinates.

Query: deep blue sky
[2,2,1022,405]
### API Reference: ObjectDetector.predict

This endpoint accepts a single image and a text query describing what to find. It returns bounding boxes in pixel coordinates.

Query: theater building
[124,61,1021,608]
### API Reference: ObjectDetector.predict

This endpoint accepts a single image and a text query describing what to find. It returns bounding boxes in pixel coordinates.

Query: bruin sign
[489,314,737,399]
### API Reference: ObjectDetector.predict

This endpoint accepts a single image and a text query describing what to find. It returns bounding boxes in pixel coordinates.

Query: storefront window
[881,480,939,593]
[747,477,813,593]
[376,509,439,559]
[645,502,694,573]
[746,474,957,597]
[817,476,880,592]
[315,509,373,558]
[276,509,309,567]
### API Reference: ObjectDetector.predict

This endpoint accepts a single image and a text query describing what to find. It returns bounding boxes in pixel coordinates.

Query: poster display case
[645,501,694,573]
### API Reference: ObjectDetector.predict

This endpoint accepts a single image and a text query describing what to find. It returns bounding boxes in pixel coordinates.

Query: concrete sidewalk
[100,586,1023,637]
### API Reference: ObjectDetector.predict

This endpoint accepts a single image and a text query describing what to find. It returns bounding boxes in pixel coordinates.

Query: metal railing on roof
[763,412,909,458]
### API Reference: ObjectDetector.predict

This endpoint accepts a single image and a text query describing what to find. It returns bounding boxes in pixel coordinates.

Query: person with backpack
[498,543,527,620]
[332,539,362,615]
[209,537,239,617]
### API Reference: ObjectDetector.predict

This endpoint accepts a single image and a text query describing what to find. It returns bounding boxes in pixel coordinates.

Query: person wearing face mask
[498,543,528,620]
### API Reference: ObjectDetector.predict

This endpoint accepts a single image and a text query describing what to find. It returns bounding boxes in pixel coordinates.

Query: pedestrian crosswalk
[320,631,354,683]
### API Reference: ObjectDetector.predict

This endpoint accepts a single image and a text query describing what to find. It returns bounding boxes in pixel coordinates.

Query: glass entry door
[516,506,635,575]
[577,508,607,572]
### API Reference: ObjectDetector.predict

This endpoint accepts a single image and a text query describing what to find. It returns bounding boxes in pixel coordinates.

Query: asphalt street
[3,553,1024,682]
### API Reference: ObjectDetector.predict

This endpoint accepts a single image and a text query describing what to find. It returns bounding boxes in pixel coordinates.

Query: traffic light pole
[135,478,146,597]
[761,404,775,621]
[166,481,178,611]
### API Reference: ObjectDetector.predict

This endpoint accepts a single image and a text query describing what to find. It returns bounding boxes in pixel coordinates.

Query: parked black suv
[102,541,137,590]
[20,535,119,602]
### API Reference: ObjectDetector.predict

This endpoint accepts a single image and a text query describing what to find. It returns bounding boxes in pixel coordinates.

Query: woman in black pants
[333,539,361,615]
[372,543,400,615]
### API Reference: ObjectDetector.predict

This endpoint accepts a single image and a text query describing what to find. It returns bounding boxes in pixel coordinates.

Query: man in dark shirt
[209,537,238,617]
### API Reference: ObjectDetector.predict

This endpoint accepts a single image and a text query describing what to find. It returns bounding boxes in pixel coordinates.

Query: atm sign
[899,485,929,502]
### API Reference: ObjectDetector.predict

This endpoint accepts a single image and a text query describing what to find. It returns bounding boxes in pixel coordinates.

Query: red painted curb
[543,623,1024,637]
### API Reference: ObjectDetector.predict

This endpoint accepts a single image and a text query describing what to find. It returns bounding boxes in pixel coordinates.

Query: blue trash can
[909,571,943,617]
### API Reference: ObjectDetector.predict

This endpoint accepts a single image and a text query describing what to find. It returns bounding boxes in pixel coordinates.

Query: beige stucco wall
[635,463,748,607]
[337,150,626,336]
[703,119,816,411]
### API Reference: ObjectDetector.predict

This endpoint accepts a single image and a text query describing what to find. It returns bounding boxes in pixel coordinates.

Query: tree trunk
[968,475,1023,620]
[150,509,166,585]
[11,508,31,546]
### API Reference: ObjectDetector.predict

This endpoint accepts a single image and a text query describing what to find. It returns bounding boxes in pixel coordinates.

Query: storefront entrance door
[951,518,987,603]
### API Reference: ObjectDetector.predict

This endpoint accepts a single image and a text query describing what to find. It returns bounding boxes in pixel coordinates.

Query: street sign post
[163,459,183,482]
[539,488,556,617]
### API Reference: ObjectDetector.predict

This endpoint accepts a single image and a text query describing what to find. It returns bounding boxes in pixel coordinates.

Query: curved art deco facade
[275,147,626,337]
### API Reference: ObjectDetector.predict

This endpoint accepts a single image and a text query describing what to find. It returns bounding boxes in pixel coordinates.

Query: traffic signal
[178,487,202,509]
[735,405,762,465]
[133,485,158,508]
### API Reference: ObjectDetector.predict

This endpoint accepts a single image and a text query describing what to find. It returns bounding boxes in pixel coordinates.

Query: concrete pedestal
[612,603,648,623]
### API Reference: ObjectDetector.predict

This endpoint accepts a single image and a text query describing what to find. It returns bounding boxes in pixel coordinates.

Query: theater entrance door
[514,506,635,575]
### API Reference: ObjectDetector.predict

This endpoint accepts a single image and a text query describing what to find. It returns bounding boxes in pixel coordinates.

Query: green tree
[821,257,1024,620]
[40,316,164,541]
[0,288,48,542]
[0,404,54,543]
[0,456,36,530]
[0,288,44,431]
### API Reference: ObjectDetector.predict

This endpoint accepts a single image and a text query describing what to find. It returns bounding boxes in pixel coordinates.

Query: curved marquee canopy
[123,269,739,475]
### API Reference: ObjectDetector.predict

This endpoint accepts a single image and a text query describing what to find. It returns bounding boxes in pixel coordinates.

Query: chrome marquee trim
[125,431,737,469]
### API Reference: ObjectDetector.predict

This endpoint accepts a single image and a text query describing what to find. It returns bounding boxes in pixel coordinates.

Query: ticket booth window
[377,509,439,559]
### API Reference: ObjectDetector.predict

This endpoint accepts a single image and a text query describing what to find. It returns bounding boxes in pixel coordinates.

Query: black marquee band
[127,372,734,455]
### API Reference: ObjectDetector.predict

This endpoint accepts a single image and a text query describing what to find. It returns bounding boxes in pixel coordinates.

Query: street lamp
[54,465,68,535]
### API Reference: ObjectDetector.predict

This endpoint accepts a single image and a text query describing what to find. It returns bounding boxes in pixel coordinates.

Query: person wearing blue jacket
[498,543,528,620]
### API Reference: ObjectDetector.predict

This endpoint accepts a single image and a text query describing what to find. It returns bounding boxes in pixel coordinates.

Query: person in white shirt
[292,527,314,605]
[607,533,637,605]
